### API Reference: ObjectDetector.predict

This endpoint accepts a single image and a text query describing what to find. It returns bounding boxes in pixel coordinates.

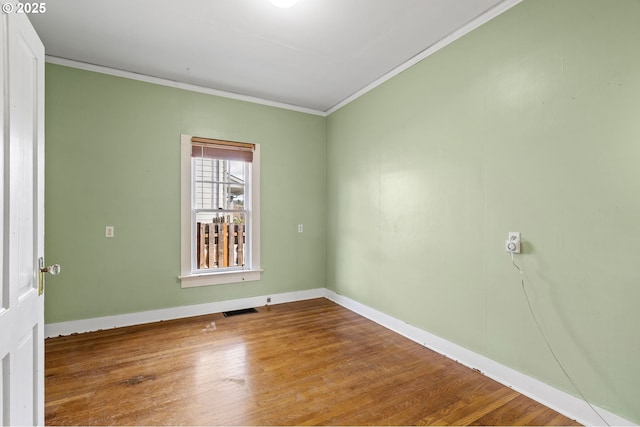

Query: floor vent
[222,308,258,318]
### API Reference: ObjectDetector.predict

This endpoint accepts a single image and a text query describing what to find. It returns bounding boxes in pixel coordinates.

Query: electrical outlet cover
[505,232,521,253]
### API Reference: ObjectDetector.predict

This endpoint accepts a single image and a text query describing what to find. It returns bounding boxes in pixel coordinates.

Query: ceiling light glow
[270,0,298,8]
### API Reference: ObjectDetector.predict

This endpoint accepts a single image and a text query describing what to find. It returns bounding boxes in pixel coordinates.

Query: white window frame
[179,134,261,287]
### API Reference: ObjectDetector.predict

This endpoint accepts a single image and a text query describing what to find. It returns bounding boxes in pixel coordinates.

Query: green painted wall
[44,64,326,323]
[44,0,639,422]
[326,0,639,423]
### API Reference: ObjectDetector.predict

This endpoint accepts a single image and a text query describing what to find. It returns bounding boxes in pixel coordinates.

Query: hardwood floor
[45,298,581,426]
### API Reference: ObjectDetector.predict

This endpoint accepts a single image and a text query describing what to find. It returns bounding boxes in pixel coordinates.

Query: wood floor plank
[45,298,581,426]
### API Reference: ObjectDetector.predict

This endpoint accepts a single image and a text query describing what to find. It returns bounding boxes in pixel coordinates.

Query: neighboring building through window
[193,143,249,270]
[180,135,261,287]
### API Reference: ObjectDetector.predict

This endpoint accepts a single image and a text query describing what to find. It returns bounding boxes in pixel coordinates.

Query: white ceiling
[29,0,511,114]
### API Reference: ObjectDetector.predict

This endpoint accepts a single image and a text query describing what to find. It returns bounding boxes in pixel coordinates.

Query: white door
[0,7,46,426]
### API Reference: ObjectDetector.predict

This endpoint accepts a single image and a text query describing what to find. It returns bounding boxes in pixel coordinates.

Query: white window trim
[179,134,261,287]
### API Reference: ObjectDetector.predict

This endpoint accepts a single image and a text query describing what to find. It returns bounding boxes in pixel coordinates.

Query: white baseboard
[45,287,634,426]
[44,288,324,338]
[323,289,634,427]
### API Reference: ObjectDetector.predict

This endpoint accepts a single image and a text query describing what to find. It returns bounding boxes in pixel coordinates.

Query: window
[180,135,261,287]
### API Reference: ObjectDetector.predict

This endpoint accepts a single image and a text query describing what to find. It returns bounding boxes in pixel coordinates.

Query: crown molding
[45,55,327,117]
[325,0,523,115]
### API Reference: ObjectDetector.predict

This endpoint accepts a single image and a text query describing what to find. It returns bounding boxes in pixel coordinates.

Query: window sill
[179,269,262,288]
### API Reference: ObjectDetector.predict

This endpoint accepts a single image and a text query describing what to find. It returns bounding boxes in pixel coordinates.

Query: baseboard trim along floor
[45,287,633,426]
[44,288,324,338]
[322,290,633,427]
